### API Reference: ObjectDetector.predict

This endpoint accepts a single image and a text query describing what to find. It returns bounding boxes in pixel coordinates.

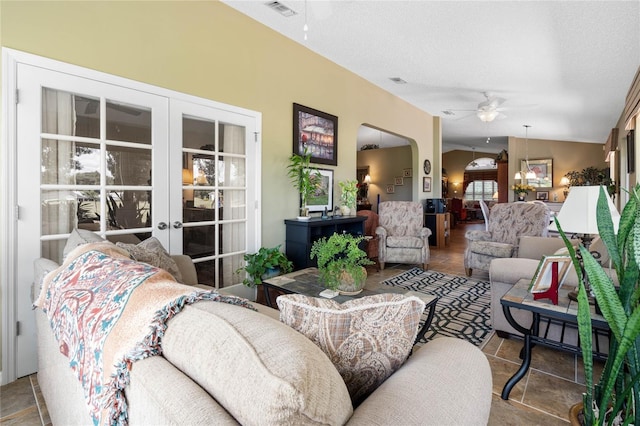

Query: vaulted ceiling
[223,1,640,153]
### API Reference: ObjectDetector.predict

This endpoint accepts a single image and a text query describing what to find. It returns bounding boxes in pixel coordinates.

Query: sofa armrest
[375,226,387,237]
[419,227,432,238]
[171,254,199,286]
[517,236,571,260]
[346,337,492,425]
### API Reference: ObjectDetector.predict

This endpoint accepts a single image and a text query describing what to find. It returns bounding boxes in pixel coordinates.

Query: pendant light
[523,125,536,179]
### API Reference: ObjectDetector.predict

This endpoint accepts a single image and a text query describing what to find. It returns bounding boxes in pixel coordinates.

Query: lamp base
[567,290,595,305]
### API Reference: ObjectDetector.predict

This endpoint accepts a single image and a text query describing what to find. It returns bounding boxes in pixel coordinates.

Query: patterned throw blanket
[34,242,254,425]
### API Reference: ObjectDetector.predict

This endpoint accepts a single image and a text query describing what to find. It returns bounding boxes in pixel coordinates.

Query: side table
[500,278,610,400]
[263,268,438,345]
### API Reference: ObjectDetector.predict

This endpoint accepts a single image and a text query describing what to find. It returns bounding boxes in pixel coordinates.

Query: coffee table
[262,267,438,345]
[500,278,610,400]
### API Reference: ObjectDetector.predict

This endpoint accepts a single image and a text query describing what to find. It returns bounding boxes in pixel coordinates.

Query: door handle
[173,221,183,229]
[157,222,168,230]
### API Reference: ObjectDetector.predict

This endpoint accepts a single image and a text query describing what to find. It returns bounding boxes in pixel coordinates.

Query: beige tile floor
[1,220,587,425]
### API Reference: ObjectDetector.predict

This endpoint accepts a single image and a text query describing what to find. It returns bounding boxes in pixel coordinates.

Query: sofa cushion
[62,228,105,259]
[470,240,514,258]
[116,237,183,283]
[277,293,425,406]
[387,236,423,248]
[161,302,353,425]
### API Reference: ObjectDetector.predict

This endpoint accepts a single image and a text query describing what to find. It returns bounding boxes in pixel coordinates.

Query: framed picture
[403,168,412,178]
[394,176,404,185]
[293,103,338,166]
[305,168,333,212]
[530,255,572,293]
[536,191,549,201]
[423,177,432,192]
[628,130,635,174]
[521,158,553,188]
[386,184,395,194]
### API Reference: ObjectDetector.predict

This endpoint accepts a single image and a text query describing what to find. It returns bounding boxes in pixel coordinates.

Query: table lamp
[548,186,620,302]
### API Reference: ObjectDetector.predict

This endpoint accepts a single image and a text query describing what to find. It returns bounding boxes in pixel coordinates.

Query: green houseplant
[556,185,640,425]
[310,232,374,293]
[339,180,358,216]
[235,245,293,287]
[287,150,320,218]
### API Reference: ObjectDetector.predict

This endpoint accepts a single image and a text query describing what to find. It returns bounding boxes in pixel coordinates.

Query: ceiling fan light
[477,109,499,122]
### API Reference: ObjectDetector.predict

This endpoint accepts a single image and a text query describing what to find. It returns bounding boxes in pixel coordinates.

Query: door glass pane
[107,190,151,229]
[41,139,101,185]
[220,122,245,154]
[106,146,152,186]
[183,117,215,150]
[42,88,99,139]
[220,190,246,220]
[184,224,216,259]
[41,189,78,236]
[106,100,151,144]
[223,156,245,187]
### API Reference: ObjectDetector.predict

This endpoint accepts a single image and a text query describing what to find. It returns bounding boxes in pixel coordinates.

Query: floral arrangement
[511,183,535,194]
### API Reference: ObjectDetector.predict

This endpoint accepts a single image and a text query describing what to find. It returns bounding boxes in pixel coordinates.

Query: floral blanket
[34,242,254,426]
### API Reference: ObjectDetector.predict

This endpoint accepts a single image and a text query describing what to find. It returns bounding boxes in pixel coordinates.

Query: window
[464,180,497,201]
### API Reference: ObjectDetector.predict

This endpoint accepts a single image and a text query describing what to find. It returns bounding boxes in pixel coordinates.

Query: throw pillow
[277,293,425,406]
[116,237,183,283]
[63,228,106,260]
[554,237,610,266]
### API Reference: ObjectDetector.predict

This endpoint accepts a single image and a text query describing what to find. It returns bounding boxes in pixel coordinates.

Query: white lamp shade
[364,174,371,184]
[514,172,522,180]
[525,170,536,179]
[549,186,620,234]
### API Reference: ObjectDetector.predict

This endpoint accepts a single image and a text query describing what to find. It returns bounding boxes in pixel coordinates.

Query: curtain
[41,89,76,262]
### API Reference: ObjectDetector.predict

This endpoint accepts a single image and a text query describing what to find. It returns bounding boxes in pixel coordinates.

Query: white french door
[3,49,260,382]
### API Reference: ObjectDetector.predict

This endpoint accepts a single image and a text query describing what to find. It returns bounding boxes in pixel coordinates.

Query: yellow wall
[443,149,496,190]
[0,0,436,249]
[508,137,609,202]
[357,146,413,210]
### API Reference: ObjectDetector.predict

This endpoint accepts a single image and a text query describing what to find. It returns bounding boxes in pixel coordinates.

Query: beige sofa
[34,246,493,425]
[489,235,614,346]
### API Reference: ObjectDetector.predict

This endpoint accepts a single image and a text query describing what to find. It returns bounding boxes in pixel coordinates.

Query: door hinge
[15,89,19,104]
[16,321,21,336]
[15,205,20,220]
[254,132,259,143]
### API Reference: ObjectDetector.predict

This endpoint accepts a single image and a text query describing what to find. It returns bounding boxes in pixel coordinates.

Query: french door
[4,50,260,382]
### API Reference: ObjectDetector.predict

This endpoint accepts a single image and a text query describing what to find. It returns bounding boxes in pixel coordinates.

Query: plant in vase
[339,179,358,216]
[287,150,320,219]
[235,245,293,287]
[511,183,535,201]
[310,232,374,294]
[556,185,640,425]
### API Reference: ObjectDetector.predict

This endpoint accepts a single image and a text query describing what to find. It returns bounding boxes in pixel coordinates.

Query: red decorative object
[533,261,559,305]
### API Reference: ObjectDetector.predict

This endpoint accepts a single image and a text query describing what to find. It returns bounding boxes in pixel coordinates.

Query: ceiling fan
[444,91,508,123]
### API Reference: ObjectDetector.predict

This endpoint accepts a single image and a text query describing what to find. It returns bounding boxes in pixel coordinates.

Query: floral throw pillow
[116,237,183,283]
[277,293,425,406]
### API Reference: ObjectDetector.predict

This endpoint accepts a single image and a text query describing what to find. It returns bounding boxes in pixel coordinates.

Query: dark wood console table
[284,216,366,270]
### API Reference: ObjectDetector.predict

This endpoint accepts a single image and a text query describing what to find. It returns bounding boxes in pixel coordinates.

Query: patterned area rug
[383,268,491,346]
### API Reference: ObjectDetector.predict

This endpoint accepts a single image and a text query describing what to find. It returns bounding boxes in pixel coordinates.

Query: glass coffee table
[500,278,610,400]
[263,267,438,345]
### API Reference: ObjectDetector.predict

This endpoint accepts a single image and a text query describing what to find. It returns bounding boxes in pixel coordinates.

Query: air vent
[265,1,297,17]
[389,77,407,84]
[442,110,455,116]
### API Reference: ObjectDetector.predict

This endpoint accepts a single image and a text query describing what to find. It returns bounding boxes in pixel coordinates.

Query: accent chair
[376,201,431,270]
[464,202,550,276]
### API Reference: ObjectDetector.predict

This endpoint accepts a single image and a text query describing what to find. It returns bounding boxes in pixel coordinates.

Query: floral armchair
[464,202,550,276]
[376,201,431,270]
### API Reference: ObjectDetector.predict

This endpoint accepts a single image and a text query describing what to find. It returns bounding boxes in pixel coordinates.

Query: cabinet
[424,212,451,249]
[285,216,366,270]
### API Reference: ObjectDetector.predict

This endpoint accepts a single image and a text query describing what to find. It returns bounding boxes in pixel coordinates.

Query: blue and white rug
[383,268,491,346]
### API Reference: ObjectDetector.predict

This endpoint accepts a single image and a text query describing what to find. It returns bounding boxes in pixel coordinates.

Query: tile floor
[1,221,589,425]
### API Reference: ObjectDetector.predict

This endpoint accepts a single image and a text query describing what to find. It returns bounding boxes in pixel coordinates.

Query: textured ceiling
[223,0,640,153]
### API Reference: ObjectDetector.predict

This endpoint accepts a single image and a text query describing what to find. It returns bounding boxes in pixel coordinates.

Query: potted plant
[557,185,640,425]
[235,245,293,287]
[338,179,358,216]
[310,232,374,294]
[287,150,320,219]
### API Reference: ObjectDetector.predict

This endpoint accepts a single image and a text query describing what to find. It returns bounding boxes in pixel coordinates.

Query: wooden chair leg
[465,268,472,276]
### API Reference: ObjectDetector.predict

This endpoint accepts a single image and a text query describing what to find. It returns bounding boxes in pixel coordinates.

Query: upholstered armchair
[464,202,550,276]
[376,201,431,270]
